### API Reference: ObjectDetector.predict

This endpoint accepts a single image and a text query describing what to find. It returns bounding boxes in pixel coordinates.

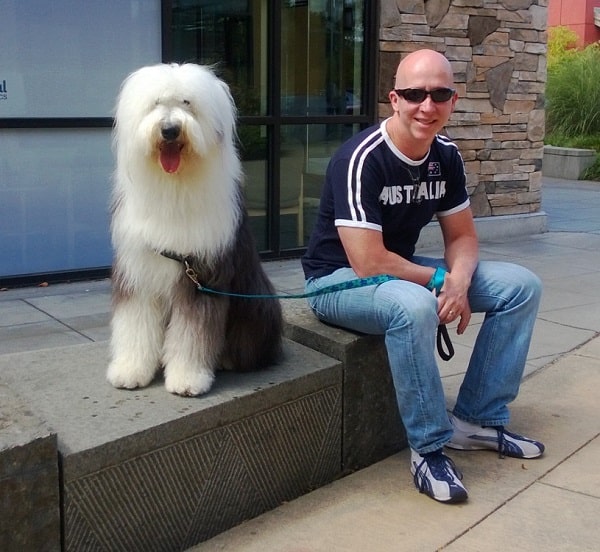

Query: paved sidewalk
[1,177,600,551]
[193,177,600,551]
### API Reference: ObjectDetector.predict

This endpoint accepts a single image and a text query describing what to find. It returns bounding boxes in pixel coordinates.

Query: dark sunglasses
[394,87,455,104]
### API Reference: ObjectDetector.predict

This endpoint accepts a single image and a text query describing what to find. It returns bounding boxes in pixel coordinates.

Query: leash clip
[183,259,202,289]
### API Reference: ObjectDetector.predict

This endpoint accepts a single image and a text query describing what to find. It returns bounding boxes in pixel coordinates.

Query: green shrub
[545,30,600,181]
[544,133,600,152]
[547,26,579,71]
[581,155,600,181]
[546,44,600,137]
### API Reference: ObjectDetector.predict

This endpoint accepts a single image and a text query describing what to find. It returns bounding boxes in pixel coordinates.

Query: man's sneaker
[446,415,545,459]
[410,449,468,503]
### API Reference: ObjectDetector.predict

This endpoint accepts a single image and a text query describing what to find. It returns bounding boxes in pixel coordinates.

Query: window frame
[162,0,378,259]
[0,0,378,285]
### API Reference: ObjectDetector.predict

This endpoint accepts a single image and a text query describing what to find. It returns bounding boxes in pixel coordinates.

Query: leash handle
[437,324,454,361]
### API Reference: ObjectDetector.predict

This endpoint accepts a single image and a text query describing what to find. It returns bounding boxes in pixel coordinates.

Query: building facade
[0,1,548,283]
[380,1,548,223]
[548,0,600,46]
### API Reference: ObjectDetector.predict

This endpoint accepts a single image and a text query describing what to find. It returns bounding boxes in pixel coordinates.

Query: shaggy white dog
[107,63,283,396]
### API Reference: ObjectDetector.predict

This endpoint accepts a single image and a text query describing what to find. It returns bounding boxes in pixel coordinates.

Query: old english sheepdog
[107,63,283,396]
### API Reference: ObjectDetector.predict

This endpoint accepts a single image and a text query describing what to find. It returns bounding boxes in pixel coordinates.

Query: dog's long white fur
[112,64,241,270]
[107,63,281,396]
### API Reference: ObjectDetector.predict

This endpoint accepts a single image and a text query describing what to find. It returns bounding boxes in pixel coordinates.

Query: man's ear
[389,89,400,112]
[450,91,458,112]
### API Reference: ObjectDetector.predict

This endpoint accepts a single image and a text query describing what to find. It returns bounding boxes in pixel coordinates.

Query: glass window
[0,0,161,117]
[0,1,162,281]
[280,123,360,249]
[242,125,269,250]
[0,129,113,278]
[171,0,268,116]
[165,0,372,255]
[281,0,365,116]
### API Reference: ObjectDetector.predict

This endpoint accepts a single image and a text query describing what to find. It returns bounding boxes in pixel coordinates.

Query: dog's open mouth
[159,142,184,173]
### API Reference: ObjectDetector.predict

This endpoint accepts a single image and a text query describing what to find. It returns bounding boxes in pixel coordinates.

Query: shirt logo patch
[428,162,441,177]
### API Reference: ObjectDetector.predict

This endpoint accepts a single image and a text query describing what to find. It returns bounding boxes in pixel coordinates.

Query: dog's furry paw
[164,367,215,397]
[107,359,157,390]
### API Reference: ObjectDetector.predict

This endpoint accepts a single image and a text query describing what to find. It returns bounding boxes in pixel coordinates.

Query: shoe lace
[414,452,463,492]
[488,426,543,459]
[489,425,506,458]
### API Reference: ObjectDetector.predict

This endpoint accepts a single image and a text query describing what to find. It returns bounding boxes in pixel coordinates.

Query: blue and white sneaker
[446,415,545,459]
[410,449,468,503]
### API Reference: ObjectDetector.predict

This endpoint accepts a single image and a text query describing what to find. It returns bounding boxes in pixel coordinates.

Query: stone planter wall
[543,145,597,179]
[379,0,547,218]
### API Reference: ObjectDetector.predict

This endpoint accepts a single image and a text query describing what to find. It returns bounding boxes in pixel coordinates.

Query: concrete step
[0,305,404,551]
[0,337,340,550]
[0,384,60,551]
[281,301,405,472]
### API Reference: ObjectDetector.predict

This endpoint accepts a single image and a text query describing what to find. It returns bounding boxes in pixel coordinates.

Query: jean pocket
[305,280,327,319]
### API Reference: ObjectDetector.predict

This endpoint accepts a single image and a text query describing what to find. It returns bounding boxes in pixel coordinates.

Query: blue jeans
[305,258,542,454]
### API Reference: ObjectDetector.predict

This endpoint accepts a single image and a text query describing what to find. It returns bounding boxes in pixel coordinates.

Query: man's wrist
[425,267,447,295]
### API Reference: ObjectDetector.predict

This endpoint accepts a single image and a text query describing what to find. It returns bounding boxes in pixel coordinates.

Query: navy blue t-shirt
[302,119,470,279]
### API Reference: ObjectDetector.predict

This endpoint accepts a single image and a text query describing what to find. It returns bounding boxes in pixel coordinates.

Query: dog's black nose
[161,125,181,141]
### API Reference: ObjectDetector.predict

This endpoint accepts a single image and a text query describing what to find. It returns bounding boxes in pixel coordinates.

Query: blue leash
[191,269,398,299]
[173,254,454,360]
[161,250,391,298]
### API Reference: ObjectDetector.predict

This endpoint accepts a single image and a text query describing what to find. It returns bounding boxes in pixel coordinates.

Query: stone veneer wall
[379,0,548,217]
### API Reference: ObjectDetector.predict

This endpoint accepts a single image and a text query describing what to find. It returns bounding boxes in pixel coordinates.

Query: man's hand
[438,207,479,335]
[437,271,471,334]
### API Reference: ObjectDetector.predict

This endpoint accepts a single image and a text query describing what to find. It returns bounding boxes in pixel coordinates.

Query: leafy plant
[547,26,579,71]
[581,157,600,181]
[544,133,600,152]
[545,29,600,180]
[546,44,600,137]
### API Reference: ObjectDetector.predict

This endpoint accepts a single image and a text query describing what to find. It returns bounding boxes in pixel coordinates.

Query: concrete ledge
[282,301,406,473]
[0,384,60,551]
[543,145,597,180]
[417,211,548,250]
[0,307,409,549]
[0,340,342,550]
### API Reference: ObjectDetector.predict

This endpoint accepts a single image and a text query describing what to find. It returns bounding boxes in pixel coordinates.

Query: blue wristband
[425,267,447,295]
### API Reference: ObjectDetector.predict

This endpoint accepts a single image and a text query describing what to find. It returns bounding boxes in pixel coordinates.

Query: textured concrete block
[0,340,341,550]
[0,384,60,552]
[543,145,597,180]
[282,301,406,472]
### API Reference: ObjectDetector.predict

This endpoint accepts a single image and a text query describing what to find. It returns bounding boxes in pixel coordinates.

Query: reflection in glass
[168,0,369,254]
[281,0,364,116]
[171,0,267,116]
[279,123,360,248]
[241,125,268,251]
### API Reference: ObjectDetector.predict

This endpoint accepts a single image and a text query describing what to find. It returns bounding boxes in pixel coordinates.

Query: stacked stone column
[379,0,547,217]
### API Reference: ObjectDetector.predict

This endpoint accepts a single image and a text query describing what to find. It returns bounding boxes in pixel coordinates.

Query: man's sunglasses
[394,87,455,104]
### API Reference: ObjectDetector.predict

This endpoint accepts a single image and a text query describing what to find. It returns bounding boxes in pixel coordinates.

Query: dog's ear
[216,79,238,144]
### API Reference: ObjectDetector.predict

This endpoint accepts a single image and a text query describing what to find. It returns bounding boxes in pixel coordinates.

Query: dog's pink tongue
[160,143,181,173]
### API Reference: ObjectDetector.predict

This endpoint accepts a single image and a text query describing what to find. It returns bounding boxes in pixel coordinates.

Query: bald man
[302,49,544,504]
